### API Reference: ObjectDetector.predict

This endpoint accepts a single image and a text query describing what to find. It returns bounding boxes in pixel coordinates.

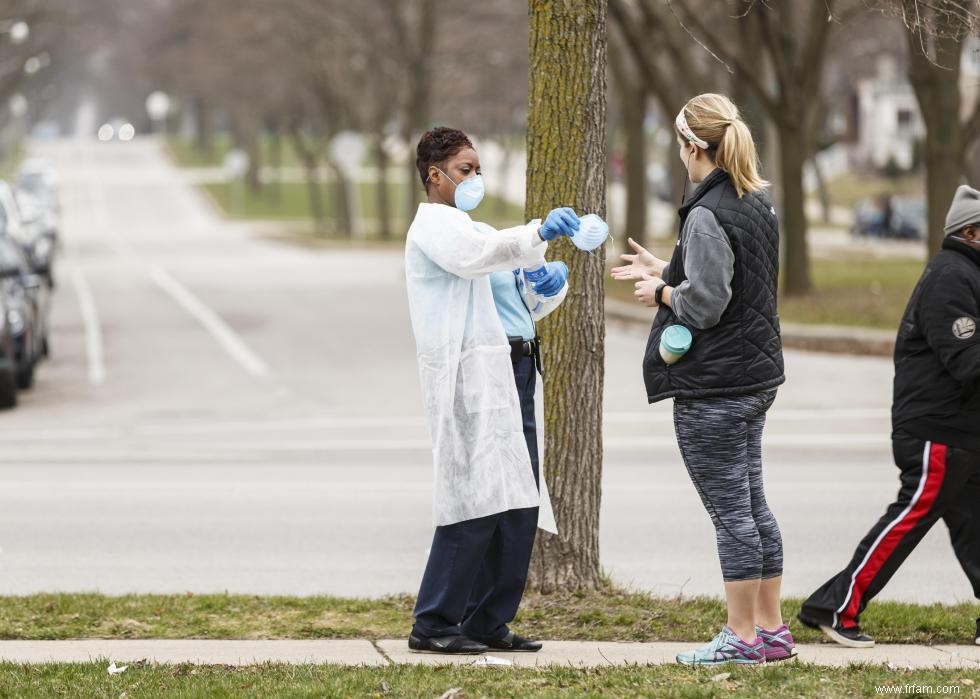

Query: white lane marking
[69,265,106,386]
[149,266,269,378]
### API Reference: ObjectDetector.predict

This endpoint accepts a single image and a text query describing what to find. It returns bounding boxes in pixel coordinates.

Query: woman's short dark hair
[416,127,473,189]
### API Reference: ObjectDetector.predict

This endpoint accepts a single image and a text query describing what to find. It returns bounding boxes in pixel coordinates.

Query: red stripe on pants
[839,443,947,627]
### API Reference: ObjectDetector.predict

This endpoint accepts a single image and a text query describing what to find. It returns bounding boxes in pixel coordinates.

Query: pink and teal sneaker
[756,624,798,662]
[675,626,765,666]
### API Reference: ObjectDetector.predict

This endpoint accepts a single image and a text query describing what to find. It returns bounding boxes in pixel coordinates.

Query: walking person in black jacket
[799,185,980,648]
[612,93,792,666]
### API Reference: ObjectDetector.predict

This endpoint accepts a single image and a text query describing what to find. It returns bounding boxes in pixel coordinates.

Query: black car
[0,235,50,389]
[0,293,17,408]
[0,179,57,288]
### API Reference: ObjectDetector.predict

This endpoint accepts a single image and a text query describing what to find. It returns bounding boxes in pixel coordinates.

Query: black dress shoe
[479,631,542,652]
[408,634,488,654]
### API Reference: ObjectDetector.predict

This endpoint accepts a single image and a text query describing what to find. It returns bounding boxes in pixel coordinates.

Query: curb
[0,639,976,668]
[605,300,895,357]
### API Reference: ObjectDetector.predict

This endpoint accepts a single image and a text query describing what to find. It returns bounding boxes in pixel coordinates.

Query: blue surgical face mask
[436,167,484,212]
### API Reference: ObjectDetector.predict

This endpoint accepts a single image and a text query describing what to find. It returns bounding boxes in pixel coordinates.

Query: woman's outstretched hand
[610,238,667,281]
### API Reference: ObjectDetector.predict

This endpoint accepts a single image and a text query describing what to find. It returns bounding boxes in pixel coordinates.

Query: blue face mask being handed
[435,167,485,212]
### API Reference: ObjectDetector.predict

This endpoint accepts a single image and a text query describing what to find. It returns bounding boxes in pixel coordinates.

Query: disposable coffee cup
[659,324,693,365]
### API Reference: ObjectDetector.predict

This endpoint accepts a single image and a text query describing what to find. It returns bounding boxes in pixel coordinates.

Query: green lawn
[0,143,24,181]
[0,591,975,646]
[203,181,527,236]
[824,172,924,210]
[608,256,923,330]
[0,662,976,699]
[168,136,295,169]
[776,256,922,329]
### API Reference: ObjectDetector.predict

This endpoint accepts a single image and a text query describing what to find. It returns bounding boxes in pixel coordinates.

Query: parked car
[0,234,50,388]
[852,195,926,240]
[0,180,57,287]
[14,190,57,286]
[16,158,61,218]
[0,294,17,408]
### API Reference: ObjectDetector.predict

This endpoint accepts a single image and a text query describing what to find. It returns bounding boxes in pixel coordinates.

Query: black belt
[508,336,543,375]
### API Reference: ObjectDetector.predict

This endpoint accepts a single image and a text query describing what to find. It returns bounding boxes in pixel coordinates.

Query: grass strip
[0,661,977,698]
[0,590,975,646]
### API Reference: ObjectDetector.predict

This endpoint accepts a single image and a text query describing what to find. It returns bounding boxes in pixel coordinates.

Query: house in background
[852,39,980,171]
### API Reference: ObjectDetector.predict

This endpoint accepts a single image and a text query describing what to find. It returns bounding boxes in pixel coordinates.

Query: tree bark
[623,81,648,247]
[375,133,392,240]
[399,0,437,225]
[526,0,607,593]
[777,122,812,295]
[326,158,353,238]
[610,38,648,247]
[906,23,964,254]
[811,155,831,224]
[194,97,213,160]
[290,132,326,236]
[269,124,283,206]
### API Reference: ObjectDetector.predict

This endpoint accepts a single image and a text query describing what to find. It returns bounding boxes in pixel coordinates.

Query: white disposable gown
[405,202,558,533]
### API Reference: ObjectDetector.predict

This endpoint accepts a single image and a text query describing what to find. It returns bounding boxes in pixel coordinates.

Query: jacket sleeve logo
[952,316,977,339]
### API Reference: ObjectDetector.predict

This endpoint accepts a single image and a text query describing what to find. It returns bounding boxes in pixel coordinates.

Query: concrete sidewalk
[0,640,977,668]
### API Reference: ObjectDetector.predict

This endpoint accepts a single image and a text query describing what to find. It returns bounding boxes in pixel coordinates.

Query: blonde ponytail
[679,93,768,198]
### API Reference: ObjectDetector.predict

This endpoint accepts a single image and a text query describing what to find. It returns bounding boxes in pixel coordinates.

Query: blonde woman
[612,93,793,665]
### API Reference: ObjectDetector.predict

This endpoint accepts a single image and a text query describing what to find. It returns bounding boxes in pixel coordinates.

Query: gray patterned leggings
[673,390,784,582]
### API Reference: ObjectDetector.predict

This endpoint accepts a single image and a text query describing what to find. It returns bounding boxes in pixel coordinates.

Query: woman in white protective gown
[404,126,577,655]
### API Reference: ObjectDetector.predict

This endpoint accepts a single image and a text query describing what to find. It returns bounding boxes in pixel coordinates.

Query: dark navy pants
[412,354,540,641]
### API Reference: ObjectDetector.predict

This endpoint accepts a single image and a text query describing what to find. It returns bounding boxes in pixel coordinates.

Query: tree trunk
[403,0,438,224]
[623,80,647,247]
[667,140,688,213]
[194,97,213,160]
[375,134,392,240]
[811,155,831,224]
[269,126,283,207]
[526,0,607,593]
[921,123,962,253]
[327,159,353,238]
[496,135,513,217]
[777,122,812,295]
[907,29,964,254]
[243,134,262,196]
[291,134,326,236]
[966,141,980,188]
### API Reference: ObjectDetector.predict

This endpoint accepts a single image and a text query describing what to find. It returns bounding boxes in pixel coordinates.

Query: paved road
[0,139,970,606]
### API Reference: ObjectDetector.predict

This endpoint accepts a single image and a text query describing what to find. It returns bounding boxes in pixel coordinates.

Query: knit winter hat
[945,185,980,235]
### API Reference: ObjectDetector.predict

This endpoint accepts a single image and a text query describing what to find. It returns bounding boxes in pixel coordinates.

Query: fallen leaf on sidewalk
[107,661,128,675]
[710,672,731,682]
[473,656,512,667]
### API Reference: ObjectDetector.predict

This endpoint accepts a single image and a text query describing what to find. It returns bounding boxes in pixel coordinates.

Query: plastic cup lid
[662,324,693,354]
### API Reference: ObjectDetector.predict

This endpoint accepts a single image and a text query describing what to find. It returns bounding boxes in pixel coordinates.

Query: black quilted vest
[642,169,785,403]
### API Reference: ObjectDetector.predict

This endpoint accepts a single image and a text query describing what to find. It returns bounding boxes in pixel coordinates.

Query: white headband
[675,108,709,150]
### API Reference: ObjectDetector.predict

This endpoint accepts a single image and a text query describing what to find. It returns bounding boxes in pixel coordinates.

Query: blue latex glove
[532,261,569,297]
[539,207,580,240]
